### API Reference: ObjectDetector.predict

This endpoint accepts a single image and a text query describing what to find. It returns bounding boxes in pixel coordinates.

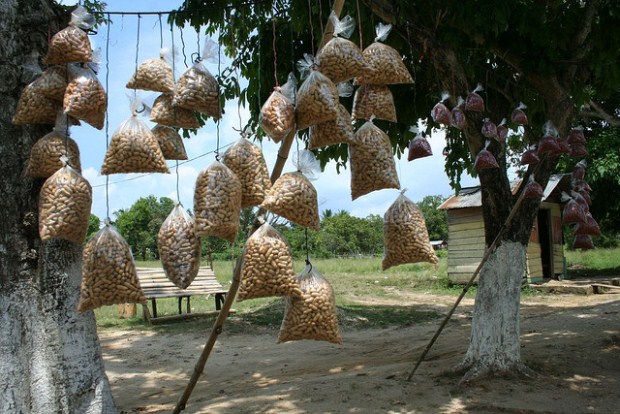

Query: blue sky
[60,0,478,220]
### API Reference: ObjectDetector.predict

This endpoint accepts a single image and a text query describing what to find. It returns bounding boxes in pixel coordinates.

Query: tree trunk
[0,0,115,412]
[456,241,532,382]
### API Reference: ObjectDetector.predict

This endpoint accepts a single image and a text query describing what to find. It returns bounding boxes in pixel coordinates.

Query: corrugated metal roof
[438,174,570,210]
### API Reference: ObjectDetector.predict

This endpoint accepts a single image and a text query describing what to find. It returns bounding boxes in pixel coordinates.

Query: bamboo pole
[173,1,345,411]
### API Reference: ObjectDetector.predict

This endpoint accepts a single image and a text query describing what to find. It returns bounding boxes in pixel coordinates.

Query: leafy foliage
[87,214,101,239]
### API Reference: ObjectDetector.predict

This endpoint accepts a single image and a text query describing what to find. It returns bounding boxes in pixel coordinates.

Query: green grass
[565,247,620,277]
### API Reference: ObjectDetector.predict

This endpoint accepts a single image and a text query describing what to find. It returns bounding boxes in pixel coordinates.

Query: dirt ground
[100,291,620,414]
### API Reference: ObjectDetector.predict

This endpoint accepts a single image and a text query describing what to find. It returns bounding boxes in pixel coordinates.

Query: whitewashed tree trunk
[0,0,115,412]
[457,241,531,381]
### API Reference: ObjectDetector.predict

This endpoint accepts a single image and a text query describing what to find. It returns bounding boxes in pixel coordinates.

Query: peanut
[382,194,438,270]
[63,67,107,130]
[351,84,397,122]
[355,42,413,85]
[126,58,174,93]
[237,223,302,301]
[151,125,188,160]
[260,88,295,143]
[38,165,91,244]
[44,26,93,65]
[308,103,353,149]
[12,83,61,125]
[317,37,369,84]
[34,66,68,102]
[157,205,201,289]
[26,132,81,177]
[173,63,221,119]
[349,121,400,200]
[193,161,242,242]
[278,266,341,344]
[101,116,170,174]
[78,224,146,312]
[296,70,340,130]
[150,93,200,129]
[221,138,272,208]
[261,172,320,231]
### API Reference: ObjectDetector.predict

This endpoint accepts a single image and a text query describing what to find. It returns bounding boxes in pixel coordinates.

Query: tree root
[456,361,537,387]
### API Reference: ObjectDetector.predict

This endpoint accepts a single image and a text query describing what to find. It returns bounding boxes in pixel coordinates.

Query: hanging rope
[180,27,188,68]
[134,14,141,100]
[104,13,112,219]
[271,4,279,87]
[215,38,222,159]
[307,0,315,56]
[158,14,163,49]
[356,0,363,50]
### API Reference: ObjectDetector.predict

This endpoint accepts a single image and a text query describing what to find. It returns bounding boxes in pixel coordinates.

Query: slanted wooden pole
[173,2,345,412]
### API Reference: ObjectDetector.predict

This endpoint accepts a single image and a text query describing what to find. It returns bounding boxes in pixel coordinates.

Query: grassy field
[94,247,620,332]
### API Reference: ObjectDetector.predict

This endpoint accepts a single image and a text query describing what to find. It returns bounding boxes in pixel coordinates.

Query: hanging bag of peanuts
[101,100,170,174]
[27,65,68,103]
[173,39,221,119]
[44,6,94,65]
[261,150,321,230]
[309,82,355,149]
[349,118,400,200]
[39,158,92,244]
[355,23,414,85]
[150,93,200,129]
[278,262,342,345]
[316,12,369,84]
[78,221,146,312]
[26,114,81,177]
[151,125,188,160]
[157,203,201,289]
[221,136,272,208]
[295,54,340,130]
[237,222,302,301]
[194,160,242,242]
[260,72,296,143]
[382,191,438,270]
[351,84,397,122]
[126,48,175,93]
[12,82,62,125]
[63,62,107,129]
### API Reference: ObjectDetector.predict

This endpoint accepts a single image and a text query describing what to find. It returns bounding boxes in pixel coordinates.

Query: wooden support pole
[173,2,346,411]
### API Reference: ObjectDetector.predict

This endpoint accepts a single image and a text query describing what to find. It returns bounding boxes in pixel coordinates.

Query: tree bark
[0,0,115,412]
[456,242,532,382]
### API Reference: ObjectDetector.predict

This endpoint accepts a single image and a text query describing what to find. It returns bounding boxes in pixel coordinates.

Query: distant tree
[319,211,383,256]
[87,214,101,239]
[114,196,175,260]
[416,195,449,241]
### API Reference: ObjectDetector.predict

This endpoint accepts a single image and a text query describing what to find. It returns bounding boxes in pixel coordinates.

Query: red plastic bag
[431,91,452,125]
[465,84,484,112]
[572,234,594,250]
[572,160,586,180]
[496,119,508,143]
[567,127,586,145]
[574,213,601,236]
[562,197,586,224]
[511,102,528,125]
[520,147,540,165]
[523,176,544,199]
[481,118,498,140]
[474,141,498,171]
[570,144,588,158]
[451,97,466,129]
[407,129,432,161]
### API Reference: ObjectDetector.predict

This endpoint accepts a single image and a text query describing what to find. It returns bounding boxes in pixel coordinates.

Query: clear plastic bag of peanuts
[237,222,302,301]
[316,12,368,84]
[78,220,146,312]
[309,82,354,149]
[355,23,413,85]
[278,261,342,345]
[349,118,400,200]
[295,54,340,130]
[44,6,94,65]
[31,65,68,102]
[39,158,92,244]
[261,150,321,230]
[63,62,107,129]
[127,48,175,93]
[102,99,170,174]
[221,135,272,208]
[173,39,221,119]
[12,82,62,125]
[194,160,242,242]
[260,73,297,143]
[151,125,188,160]
[150,93,200,129]
[158,203,201,289]
[26,115,81,177]
[351,84,397,122]
[382,191,438,270]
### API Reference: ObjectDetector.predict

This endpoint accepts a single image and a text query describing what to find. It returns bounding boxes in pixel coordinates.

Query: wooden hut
[438,174,571,283]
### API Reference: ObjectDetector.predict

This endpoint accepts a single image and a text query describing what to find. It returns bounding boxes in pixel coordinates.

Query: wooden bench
[136,266,230,323]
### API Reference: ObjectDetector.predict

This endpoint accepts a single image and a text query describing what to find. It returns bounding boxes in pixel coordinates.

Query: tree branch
[580,100,620,126]
[563,0,600,86]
